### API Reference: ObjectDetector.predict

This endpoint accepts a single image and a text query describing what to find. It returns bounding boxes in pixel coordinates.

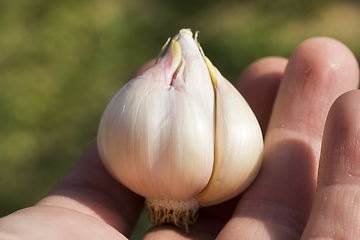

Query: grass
[0,0,359,238]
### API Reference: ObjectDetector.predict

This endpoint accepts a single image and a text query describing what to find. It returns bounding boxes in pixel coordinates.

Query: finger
[34,60,158,237]
[302,90,360,239]
[217,37,359,239]
[141,57,289,239]
[236,56,288,134]
[0,205,127,240]
[36,140,144,238]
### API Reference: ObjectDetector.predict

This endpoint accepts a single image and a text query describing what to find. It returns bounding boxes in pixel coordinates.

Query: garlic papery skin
[195,57,263,207]
[97,29,263,231]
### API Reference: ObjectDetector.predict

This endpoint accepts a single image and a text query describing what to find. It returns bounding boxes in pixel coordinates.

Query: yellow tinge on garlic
[97,29,263,231]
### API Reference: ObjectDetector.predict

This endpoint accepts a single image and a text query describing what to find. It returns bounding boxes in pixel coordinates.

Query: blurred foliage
[0,0,359,238]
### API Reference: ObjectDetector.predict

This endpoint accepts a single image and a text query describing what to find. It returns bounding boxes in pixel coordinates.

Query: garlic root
[145,198,200,232]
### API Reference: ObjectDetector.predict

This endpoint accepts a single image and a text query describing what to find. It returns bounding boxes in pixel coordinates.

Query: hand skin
[0,37,359,240]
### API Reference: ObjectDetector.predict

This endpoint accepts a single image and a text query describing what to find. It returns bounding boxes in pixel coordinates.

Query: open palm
[1,37,359,240]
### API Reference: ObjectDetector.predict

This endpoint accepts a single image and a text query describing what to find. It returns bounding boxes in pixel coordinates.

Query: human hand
[0,37,359,240]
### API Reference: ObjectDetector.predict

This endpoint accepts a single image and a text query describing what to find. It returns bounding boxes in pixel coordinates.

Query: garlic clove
[172,29,215,123]
[196,57,263,206]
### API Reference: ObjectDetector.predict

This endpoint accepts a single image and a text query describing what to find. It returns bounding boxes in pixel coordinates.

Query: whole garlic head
[97,29,263,231]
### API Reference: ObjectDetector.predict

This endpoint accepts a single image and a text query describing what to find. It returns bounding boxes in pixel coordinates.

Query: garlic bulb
[97,29,263,231]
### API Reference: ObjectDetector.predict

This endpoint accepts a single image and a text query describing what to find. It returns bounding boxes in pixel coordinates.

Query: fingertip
[286,36,359,91]
[302,90,360,239]
[326,89,360,134]
[236,56,288,91]
[236,57,288,134]
[269,36,359,140]
[319,89,360,186]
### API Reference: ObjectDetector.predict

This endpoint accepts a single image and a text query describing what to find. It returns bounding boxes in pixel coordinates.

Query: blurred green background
[0,0,359,238]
